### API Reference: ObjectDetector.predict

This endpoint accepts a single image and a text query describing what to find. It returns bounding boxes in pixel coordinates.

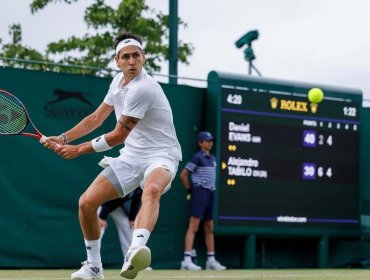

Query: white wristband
[91,135,112,152]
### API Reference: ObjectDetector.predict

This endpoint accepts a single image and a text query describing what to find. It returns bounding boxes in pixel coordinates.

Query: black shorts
[189,187,214,220]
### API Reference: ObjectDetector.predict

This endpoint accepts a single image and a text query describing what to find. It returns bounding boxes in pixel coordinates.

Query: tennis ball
[308,88,324,103]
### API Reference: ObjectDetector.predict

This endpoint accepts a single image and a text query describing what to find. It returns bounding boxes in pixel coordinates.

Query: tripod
[244,44,262,76]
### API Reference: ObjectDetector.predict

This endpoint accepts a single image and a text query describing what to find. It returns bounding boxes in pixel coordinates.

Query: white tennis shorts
[101,155,179,197]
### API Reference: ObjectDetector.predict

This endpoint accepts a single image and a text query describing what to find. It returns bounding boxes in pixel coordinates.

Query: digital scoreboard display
[208,72,362,236]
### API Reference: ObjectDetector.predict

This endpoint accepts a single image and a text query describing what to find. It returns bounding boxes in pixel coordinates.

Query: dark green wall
[0,67,205,268]
[2,67,370,269]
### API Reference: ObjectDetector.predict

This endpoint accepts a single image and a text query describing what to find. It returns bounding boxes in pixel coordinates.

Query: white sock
[130,228,151,249]
[184,251,192,262]
[207,252,216,262]
[85,239,102,266]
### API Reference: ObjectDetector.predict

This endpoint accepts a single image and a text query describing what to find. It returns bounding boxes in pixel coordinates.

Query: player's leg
[120,157,178,279]
[185,217,201,251]
[204,190,215,254]
[204,221,226,270]
[204,219,216,257]
[181,217,202,270]
[181,186,204,270]
[204,190,226,271]
[134,167,172,230]
[72,169,120,280]
[79,174,120,240]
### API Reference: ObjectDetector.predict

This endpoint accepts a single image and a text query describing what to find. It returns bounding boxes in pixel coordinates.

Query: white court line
[3,278,70,280]
[6,273,370,280]
[150,275,367,279]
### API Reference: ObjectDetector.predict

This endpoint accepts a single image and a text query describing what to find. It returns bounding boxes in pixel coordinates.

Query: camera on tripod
[235,30,259,48]
[235,30,261,76]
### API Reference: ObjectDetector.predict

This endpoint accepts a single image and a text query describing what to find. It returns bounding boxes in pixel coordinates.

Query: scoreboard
[207,71,362,237]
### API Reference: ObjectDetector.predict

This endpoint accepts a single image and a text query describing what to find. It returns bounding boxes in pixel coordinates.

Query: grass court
[1,269,370,280]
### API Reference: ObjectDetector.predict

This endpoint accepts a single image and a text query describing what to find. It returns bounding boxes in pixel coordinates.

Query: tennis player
[43,32,182,279]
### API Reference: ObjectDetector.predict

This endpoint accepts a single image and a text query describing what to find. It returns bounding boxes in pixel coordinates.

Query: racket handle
[40,135,47,144]
[39,135,61,148]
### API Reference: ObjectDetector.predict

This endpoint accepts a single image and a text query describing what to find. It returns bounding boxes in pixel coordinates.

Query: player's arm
[103,114,139,146]
[52,114,139,159]
[43,102,113,146]
[63,102,114,143]
[180,168,193,200]
[179,168,192,191]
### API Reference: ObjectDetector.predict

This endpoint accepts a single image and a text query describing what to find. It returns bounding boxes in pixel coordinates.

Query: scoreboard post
[207,71,362,267]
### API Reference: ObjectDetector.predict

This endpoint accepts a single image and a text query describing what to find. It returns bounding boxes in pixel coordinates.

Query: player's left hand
[54,144,81,159]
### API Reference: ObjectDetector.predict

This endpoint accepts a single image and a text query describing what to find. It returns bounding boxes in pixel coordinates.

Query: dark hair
[114,32,143,49]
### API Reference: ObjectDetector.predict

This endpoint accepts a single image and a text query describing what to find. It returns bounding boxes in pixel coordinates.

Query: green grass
[1,269,370,280]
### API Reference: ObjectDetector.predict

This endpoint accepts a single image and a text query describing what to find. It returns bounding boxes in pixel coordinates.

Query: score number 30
[303,163,333,180]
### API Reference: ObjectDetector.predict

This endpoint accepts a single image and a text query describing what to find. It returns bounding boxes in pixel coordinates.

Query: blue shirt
[185,150,217,191]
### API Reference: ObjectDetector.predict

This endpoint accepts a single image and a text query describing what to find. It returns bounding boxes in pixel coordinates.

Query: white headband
[115,38,143,56]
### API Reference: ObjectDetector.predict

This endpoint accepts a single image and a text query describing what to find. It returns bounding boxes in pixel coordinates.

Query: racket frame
[0,89,44,140]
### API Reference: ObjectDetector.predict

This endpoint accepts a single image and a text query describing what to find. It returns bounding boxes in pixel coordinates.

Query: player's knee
[78,195,96,214]
[143,183,162,201]
[189,225,199,233]
[204,222,214,233]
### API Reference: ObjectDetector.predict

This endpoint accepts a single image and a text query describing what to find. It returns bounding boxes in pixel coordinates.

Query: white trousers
[99,206,133,258]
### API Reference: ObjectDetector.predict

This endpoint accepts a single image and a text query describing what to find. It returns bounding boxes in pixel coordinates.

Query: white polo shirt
[103,68,182,161]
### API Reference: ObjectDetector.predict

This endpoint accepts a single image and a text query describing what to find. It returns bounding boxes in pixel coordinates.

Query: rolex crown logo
[270,97,278,109]
[310,102,318,113]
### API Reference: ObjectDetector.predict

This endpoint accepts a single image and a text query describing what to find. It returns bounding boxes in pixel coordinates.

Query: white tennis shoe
[206,259,226,270]
[180,260,202,270]
[71,261,104,279]
[120,246,151,279]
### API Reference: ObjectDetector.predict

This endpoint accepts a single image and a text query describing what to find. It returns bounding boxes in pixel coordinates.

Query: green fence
[0,67,205,268]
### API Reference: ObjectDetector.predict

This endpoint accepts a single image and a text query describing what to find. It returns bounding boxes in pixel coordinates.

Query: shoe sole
[120,246,151,279]
[71,274,104,280]
[71,268,104,280]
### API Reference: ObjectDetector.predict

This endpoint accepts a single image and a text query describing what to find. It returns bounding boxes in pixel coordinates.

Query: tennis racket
[0,88,46,142]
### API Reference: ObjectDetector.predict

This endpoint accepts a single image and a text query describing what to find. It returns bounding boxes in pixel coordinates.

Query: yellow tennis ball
[308,88,324,103]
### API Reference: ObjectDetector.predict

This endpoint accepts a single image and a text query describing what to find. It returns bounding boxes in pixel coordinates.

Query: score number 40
[304,131,333,146]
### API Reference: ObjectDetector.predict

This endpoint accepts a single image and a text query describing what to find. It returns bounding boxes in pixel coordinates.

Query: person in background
[98,188,142,259]
[179,131,226,271]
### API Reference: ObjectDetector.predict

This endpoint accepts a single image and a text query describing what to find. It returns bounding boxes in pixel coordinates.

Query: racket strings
[0,94,28,134]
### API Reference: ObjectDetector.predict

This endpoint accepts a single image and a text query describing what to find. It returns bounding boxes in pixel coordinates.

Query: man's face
[115,45,145,80]
[199,140,213,151]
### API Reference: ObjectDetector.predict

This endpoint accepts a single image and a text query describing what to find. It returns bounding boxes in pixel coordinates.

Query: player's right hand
[41,135,63,147]
[42,136,62,151]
